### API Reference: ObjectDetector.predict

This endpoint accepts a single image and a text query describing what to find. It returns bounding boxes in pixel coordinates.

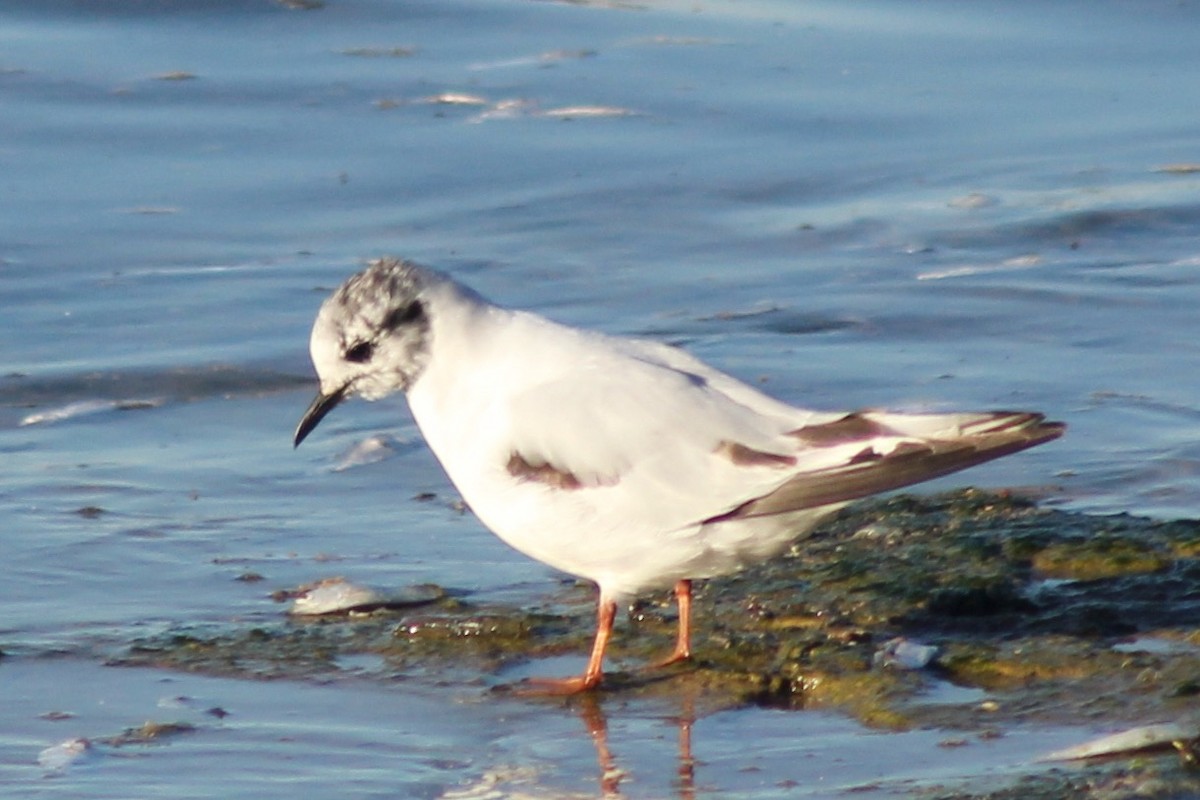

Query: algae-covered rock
[1031,536,1171,580]
[115,489,1200,736]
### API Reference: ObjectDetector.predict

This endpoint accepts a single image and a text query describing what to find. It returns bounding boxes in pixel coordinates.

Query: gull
[294,258,1064,693]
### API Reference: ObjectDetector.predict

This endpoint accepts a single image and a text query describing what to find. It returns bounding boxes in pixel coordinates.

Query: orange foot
[503,597,617,696]
[647,646,691,671]
[506,673,604,696]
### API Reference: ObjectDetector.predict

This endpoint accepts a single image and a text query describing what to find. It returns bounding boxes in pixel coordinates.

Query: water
[4,0,1200,795]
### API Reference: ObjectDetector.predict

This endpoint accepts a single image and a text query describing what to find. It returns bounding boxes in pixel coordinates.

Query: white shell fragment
[1039,722,1197,762]
[331,434,401,472]
[873,637,939,670]
[288,577,444,616]
[38,738,95,772]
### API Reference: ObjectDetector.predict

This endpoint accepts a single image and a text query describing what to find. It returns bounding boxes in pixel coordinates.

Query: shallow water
[4,0,1200,796]
[4,658,1093,798]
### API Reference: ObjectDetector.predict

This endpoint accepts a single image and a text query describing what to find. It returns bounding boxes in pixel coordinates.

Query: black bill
[294,385,348,448]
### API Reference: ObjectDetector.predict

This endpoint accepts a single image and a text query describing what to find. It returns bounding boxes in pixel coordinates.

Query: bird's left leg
[649,579,692,668]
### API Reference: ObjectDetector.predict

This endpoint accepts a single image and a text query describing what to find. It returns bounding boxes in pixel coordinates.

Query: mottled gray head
[294,258,434,447]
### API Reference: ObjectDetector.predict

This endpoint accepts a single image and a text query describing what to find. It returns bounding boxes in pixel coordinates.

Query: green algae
[1031,537,1172,580]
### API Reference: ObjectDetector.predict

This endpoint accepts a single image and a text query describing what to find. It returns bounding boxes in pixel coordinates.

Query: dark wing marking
[706,414,1065,523]
[788,413,894,445]
[714,441,798,468]
[506,452,588,490]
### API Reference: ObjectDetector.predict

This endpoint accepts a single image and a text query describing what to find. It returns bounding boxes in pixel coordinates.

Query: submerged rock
[873,637,939,670]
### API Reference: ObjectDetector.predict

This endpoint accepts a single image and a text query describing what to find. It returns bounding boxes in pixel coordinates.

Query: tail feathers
[711,412,1064,522]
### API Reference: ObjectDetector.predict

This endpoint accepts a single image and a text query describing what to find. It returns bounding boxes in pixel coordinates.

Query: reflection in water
[572,692,696,799]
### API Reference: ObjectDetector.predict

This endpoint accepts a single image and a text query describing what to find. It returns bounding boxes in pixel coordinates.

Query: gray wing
[707,411,1065,522]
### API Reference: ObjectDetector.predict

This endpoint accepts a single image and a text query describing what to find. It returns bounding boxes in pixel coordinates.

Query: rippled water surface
[4,0,1200,796]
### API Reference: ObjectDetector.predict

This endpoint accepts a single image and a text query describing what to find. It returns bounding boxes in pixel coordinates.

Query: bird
[294,257,1064,693]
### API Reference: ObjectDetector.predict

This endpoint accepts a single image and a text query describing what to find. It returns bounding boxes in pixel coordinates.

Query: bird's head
[294,258,433,447]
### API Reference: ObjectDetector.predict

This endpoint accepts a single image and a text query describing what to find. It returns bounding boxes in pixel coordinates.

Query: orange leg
[651,579,692,668]
[518,596,616,695]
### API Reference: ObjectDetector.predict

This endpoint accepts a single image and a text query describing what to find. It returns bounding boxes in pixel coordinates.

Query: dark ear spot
[382,300,425,331]
[344,340,374,363]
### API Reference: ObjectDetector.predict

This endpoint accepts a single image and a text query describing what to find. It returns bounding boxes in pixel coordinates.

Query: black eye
[344,340,374,363]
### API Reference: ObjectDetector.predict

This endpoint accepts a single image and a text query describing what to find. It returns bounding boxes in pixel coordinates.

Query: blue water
[4,0,1200,795]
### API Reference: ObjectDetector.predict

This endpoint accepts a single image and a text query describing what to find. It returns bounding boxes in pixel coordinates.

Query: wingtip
[973,411,1066,443]
[1027,416,1067,443]
[722,409,1068,521]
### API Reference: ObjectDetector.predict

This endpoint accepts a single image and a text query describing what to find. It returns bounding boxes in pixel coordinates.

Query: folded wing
[500,331,1063,534]
[709,411,1065,522]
